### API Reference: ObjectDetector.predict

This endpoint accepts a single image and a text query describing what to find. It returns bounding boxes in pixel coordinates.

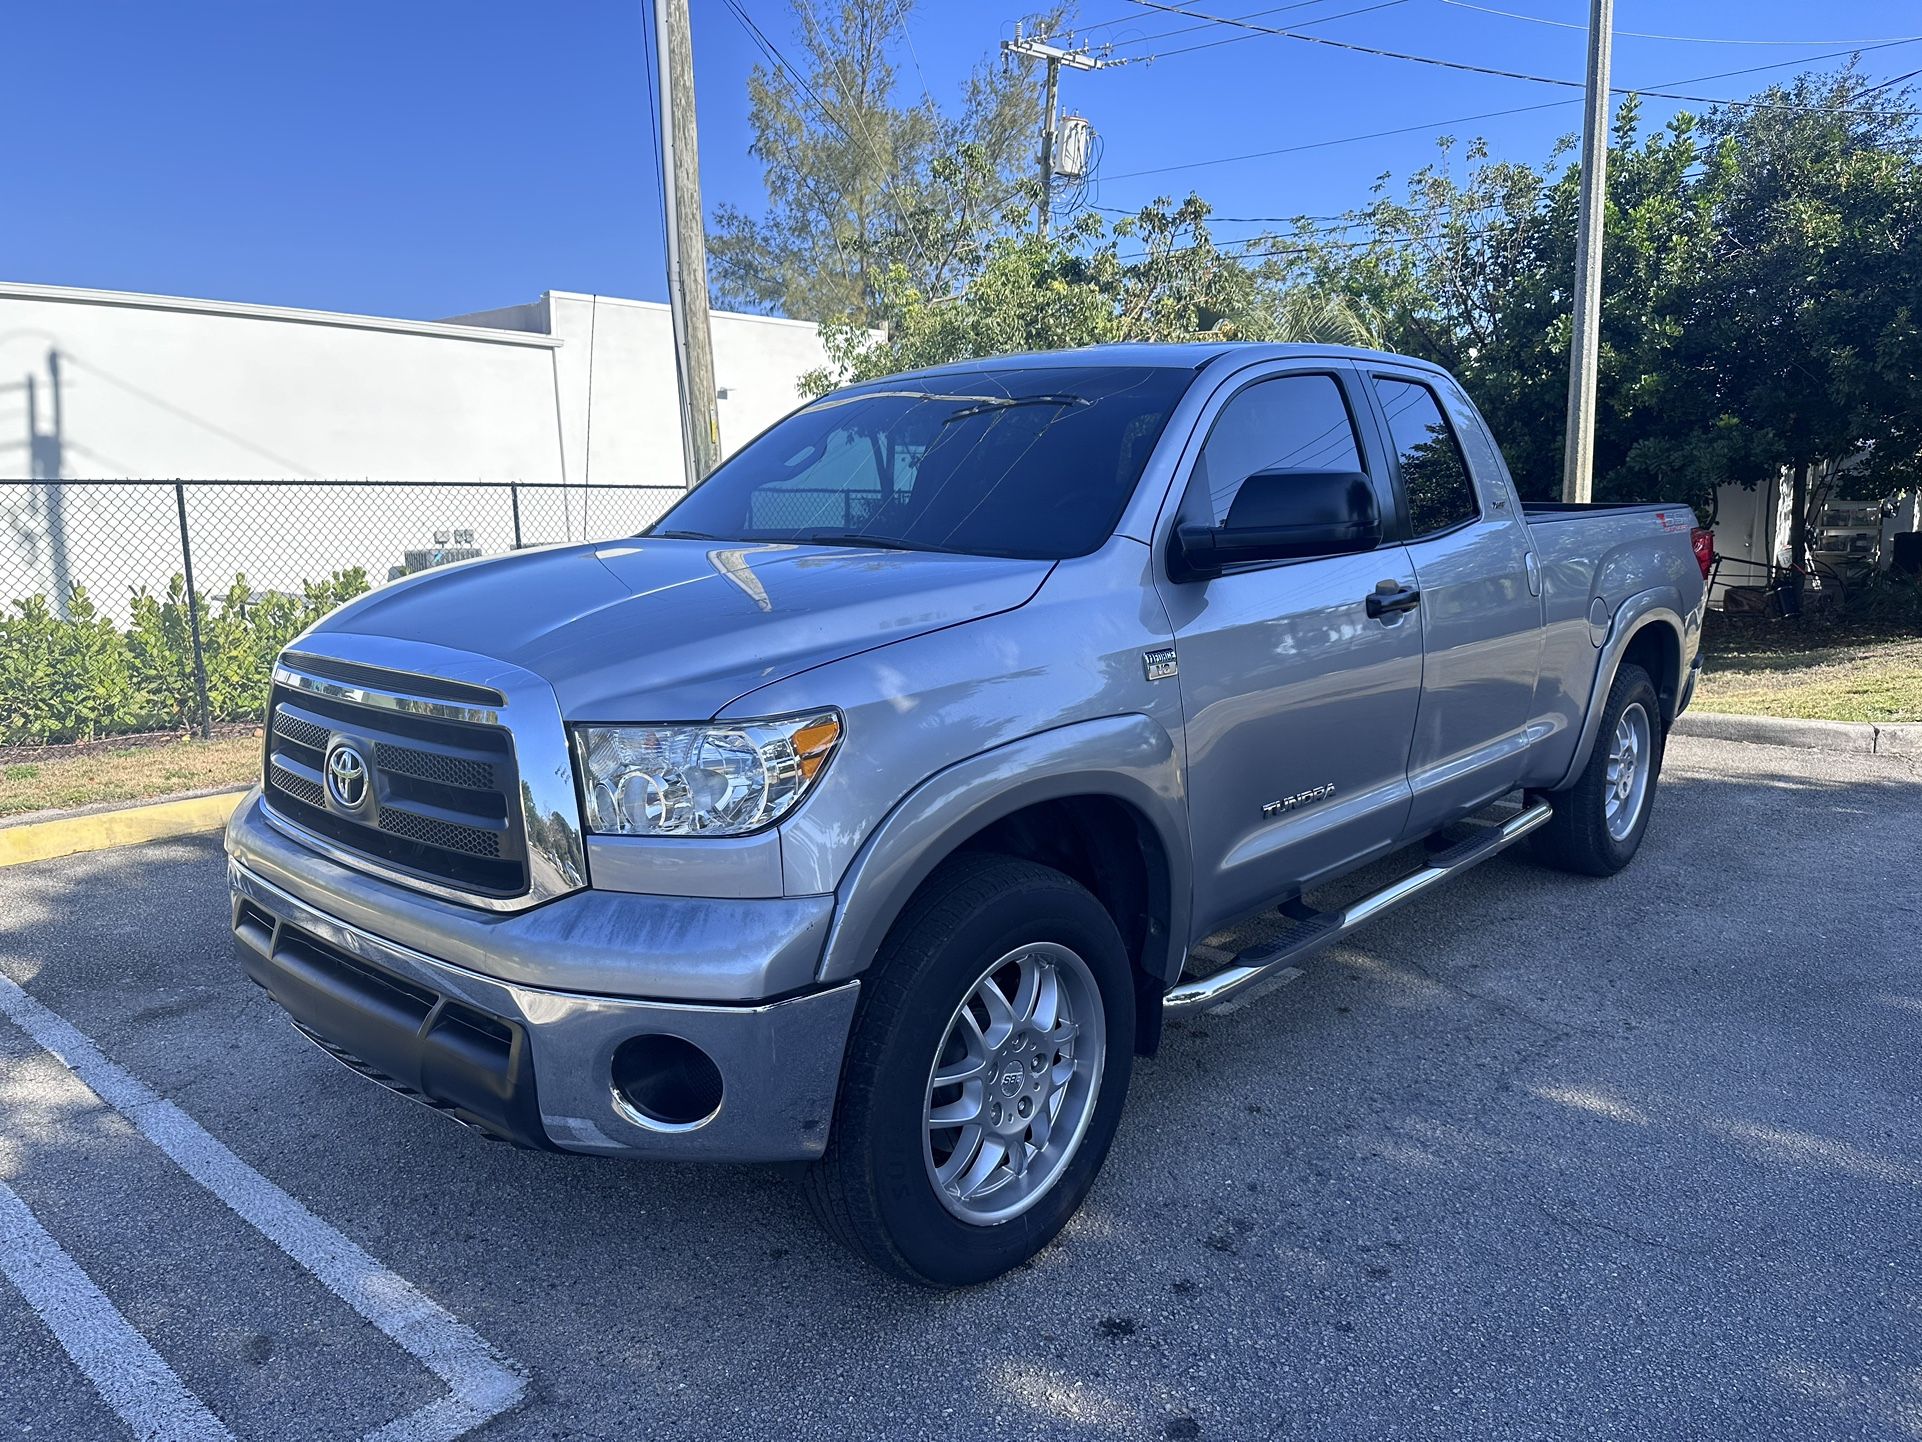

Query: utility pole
[1002,29,1109,239]
[1560,0,1614,503]
[654,0,721,485]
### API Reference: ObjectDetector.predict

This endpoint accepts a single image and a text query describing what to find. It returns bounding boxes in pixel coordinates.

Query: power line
[1120,1,1922,114]
[1102,34,1922,181]
[1114,225,1478,263]
[1158,159,1710,226]
[1096,201,1491,228]
[1056,0,1344,39]
[1107,98,1570,179]
[1107,0,1413,64]
[1435,2,1922,48]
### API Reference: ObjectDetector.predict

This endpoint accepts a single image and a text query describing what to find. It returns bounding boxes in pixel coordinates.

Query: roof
[865,341,1447,386]
[0,279,564,349]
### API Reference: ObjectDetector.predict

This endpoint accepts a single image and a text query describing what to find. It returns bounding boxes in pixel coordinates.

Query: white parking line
[0,973,528,1442]
[0,1179,236,1442]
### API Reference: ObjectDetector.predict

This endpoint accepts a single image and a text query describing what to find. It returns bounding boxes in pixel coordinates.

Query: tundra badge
[1262,784,1335,818]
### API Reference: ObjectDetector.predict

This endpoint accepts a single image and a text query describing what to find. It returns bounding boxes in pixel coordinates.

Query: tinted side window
[1188,374,1363,527]
[1372,376,1477,537]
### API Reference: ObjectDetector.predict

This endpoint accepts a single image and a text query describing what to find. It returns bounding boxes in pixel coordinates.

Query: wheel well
[950,795,1173,1056]
[1620,621,1682,725]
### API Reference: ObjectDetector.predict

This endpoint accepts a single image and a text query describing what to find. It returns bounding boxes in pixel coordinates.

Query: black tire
[804,853,1135,1287]
[1531,661,1664,876]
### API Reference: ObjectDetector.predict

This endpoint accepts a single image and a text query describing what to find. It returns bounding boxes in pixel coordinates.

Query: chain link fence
[0,479,684,745]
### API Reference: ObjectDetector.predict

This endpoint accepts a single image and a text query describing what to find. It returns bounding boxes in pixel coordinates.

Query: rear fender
[1550,586,1684,791]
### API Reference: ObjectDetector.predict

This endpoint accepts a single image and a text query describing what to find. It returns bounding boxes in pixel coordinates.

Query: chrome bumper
[226,798,859,1162]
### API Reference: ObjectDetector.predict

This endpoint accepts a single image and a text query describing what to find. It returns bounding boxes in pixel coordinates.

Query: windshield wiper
[795,532,917,551]
[795,532,958,554]
[944,394,1090,423]
[649,528,724,541]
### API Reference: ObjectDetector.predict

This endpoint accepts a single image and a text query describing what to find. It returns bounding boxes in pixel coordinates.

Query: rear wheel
[1531,662,1663,876]
[804,854,1135,1287]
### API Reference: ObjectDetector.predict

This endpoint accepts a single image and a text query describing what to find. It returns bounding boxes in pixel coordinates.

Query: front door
[1154,366,1424,938]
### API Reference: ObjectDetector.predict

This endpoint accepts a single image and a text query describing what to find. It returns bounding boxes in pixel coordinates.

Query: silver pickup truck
[226,343,1710,1285]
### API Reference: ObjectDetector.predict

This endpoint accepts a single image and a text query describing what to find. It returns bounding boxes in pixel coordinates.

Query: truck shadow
[0,744,1916,1438]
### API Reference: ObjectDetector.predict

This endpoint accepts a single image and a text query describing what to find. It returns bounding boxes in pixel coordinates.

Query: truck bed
[1520,501,1677,521]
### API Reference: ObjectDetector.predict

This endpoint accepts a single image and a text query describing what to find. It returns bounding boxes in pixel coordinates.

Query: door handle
[1366,584,1422,618]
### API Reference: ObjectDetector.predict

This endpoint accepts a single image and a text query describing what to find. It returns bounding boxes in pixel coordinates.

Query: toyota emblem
[324,741,370,809]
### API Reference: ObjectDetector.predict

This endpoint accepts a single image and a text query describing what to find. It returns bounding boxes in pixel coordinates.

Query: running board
[1164,799,1554,1016]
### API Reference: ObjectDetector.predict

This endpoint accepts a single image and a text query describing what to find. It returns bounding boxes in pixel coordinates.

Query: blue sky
[4,1,1917,321]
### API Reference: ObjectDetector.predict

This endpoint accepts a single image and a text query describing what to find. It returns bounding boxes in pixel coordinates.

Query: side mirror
[1171,469,1381,581]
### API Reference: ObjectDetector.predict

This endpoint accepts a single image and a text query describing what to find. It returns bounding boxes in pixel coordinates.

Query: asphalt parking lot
[2,732,1919,1442]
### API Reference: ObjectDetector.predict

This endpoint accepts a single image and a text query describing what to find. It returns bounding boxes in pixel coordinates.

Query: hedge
[0,570,369,745]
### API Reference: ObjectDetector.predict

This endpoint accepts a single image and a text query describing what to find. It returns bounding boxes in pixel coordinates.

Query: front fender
[815,714,1192,987]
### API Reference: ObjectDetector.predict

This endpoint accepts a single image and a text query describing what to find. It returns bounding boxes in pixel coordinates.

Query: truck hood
[309,538,1052,719]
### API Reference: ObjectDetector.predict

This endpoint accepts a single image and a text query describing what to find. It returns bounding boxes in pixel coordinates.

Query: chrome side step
[1164,799,1553,1016]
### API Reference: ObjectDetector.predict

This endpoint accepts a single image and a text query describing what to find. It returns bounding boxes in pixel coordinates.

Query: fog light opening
[611,1033,724,1131]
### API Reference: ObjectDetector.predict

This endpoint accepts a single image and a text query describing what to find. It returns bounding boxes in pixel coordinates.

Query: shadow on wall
[5,348,71,611]
[2,341,333,617]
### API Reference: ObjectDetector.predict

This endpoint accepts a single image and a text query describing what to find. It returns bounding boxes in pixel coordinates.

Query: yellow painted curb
[0,790,246,869]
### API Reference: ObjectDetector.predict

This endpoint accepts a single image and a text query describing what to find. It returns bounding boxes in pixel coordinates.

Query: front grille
[374,741,495,792]
[377,805,503,858]
[263,678,528,898]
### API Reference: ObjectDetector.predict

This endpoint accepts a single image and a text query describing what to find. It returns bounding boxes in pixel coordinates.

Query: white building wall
[0,281,834,617]
[0,282,568,482]
[446,290,826,488]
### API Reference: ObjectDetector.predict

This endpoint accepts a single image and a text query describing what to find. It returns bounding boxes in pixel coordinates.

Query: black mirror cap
[1171,469,1382,581]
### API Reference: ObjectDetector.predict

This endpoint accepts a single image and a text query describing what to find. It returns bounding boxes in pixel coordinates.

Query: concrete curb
[1675,711,1922,756]
[0,790,246,869]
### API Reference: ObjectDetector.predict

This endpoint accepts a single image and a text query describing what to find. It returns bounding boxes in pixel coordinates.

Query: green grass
[0,735,261,818]
[1695,626,1922,724]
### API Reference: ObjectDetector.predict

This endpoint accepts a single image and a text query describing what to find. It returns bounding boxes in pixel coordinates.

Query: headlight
[572,711,841,837]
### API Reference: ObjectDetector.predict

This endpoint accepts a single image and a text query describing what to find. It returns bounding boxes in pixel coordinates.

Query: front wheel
[804,854,1135,1287]
[1531,661,1664,876]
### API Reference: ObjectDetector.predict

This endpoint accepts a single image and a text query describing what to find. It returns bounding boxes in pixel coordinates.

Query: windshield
[648,365,1192,560]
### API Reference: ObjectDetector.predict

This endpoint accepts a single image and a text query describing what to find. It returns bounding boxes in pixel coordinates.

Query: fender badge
[1262,784,1335,818]
[1143,647,1179,681]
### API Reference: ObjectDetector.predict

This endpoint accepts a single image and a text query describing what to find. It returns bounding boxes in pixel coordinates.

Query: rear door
[1154,363,1423,937]
[1363,369,1543,836]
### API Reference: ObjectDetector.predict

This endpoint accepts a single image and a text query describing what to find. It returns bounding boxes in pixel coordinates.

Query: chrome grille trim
[272,663,500,726]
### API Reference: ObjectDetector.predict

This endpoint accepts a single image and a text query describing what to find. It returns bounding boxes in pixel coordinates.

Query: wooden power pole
[1560,0,1614,503]
[654,0,721,485]
[1001,29,1109,240]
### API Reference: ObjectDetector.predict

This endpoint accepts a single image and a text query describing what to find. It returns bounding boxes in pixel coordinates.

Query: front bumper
[226,796,859,1161]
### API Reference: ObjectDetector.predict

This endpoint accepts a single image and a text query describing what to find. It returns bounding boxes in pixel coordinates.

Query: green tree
[798,194,1335,391]
[1685,67,1922,563]
[708,0,1053,324]
[1286,69,1921,521]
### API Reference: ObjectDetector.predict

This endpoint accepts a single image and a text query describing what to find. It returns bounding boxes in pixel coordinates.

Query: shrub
[0,588,140,744]
[1,569,370,745]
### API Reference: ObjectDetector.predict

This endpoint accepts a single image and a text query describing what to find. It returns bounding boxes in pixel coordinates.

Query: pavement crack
[1398,955,1563,1036]
[1538,1200,1690,1256]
